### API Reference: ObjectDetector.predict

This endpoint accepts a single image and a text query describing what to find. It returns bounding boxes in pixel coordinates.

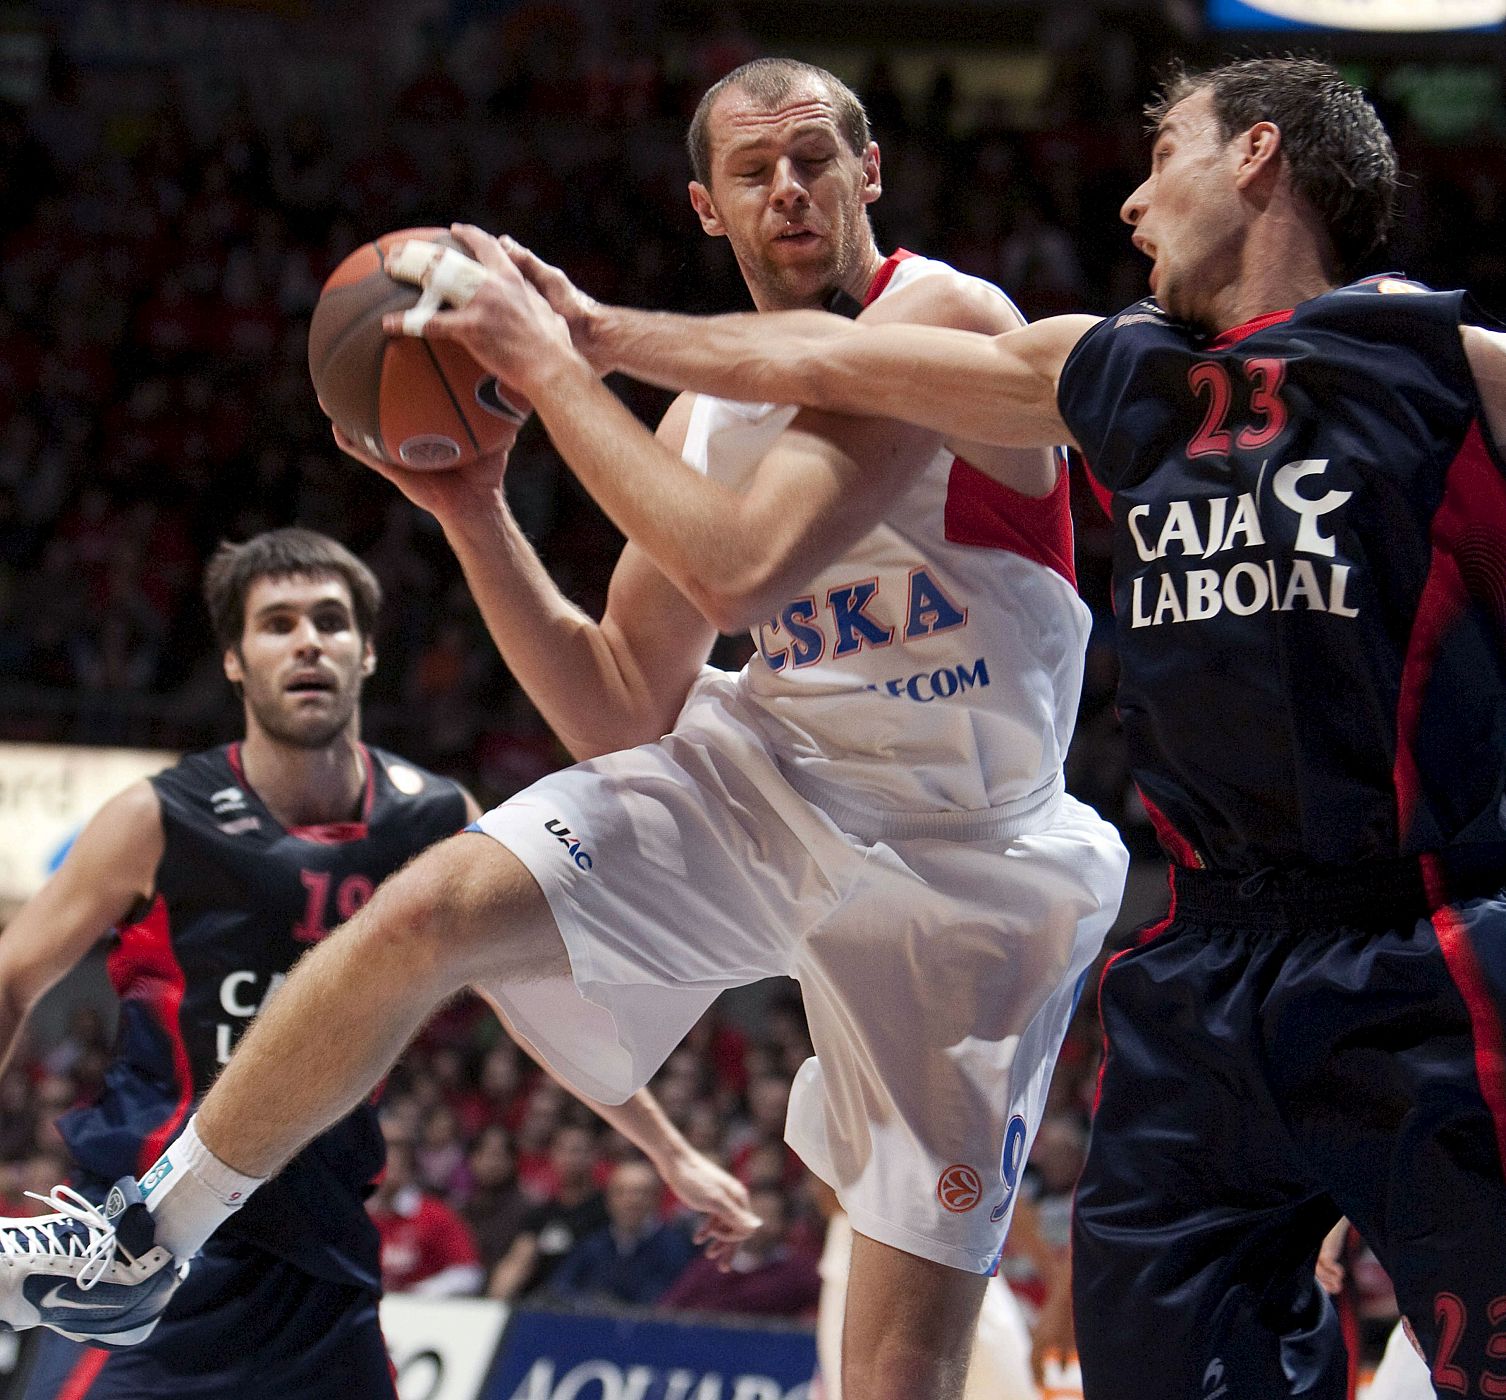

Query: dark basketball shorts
[1072,855,1506,1399]
[21,1233,393,1400]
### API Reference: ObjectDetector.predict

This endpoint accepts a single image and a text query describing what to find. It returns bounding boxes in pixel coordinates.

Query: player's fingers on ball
[380,303,443,338]
[450,223,508,273]
[381,240,410,279]
[381,307,459,341]
[501,236,549,279]
[503,239,572,299]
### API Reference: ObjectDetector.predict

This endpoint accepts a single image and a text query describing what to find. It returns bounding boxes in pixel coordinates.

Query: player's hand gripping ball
[308,227,531,470]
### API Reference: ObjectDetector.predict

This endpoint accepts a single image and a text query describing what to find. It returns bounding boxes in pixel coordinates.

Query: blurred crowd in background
[1,0,1499,1358]
[0,984,1105,1325]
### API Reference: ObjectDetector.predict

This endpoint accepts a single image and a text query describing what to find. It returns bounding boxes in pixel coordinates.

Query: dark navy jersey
[58,743,468,1289]
[1058,277,1506,873]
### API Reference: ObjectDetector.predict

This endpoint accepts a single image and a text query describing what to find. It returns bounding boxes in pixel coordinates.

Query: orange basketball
[308,227,530,471]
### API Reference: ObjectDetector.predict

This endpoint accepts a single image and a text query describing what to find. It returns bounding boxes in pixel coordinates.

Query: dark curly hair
[1147,57,1398,276]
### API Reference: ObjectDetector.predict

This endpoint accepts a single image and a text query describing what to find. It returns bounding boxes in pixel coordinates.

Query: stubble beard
[748,218,867,311]
[245,685,360,751]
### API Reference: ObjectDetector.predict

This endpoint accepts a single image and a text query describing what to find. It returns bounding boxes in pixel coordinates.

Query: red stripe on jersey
[1137,789,1204,869]
[1393,419,1506,844]
[57,1347,109,1400]
[1338,1285,1360,1400]
[1080,455,1114,520]
[943,456,1076,587]
[107,897,194,1175]
[358,743,375,817]
[1136,864,1180,947]
[1090,939,1141,1116]
[287,821,369,843]
[863,249,917,307]
[1434,900,1506,1174]
[1420,852,1450,910]
[1206,307,1294,350]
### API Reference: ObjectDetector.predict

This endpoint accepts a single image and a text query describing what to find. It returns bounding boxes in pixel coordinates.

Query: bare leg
[843,1231,988,1400]
[198,831,565,1177]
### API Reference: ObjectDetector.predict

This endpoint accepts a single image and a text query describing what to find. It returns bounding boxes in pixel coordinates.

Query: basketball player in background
[0,60,1125,1400]
[451,55,1506,1400]
[0,528,749,1397]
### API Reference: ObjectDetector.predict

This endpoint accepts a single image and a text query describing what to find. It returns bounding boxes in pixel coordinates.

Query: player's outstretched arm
[392,228,1070,629]
[522,359,934,630]
[474,991,759,1263]
[0,782,162,1078]
[505,236,1096,451]
[595,1090,760,1265]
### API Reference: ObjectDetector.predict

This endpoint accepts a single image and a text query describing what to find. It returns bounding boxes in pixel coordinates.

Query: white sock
[138,1115,265,1261]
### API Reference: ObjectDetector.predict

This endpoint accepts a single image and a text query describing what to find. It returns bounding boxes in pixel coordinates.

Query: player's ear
[360,639,376,678]
[860,142,881,206]
[688,181,726,238]
[223,646,244,688]
[1234,120,1282,191]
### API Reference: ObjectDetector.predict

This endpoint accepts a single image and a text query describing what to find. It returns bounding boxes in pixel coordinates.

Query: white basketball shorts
[473,668,1127,1272]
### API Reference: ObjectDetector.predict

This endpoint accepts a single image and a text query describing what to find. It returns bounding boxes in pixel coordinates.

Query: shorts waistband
[1170,850,1506,933]
[783,770,1064,843]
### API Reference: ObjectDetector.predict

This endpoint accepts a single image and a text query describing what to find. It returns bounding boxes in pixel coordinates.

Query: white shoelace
[0,1185,120,1289]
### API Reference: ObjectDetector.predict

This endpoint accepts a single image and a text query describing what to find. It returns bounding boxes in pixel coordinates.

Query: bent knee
[358,832,564,981]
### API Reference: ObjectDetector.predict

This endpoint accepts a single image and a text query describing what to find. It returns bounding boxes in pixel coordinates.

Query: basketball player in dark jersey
[400,56,1506,1400]
[0,528,465,1396]
[0,527,751,1396]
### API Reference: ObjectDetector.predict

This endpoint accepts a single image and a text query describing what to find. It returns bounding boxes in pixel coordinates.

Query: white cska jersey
[682,251,1092,819]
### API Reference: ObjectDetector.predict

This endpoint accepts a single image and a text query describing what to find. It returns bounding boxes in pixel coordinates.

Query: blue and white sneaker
[0,1178,184,1346]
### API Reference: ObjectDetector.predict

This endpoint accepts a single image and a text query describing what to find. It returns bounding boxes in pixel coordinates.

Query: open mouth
[775,228,819,245]
[285,676,336,697]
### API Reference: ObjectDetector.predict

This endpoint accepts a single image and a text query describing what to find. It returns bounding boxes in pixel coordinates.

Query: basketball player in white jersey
[15,61,1125,1400]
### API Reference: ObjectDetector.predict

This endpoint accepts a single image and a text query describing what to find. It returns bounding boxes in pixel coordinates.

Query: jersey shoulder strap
[147,746,240,828]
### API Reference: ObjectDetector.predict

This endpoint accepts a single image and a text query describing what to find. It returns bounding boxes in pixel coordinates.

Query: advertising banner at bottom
[486,1307,817,1400]
[382,1294,511,1400]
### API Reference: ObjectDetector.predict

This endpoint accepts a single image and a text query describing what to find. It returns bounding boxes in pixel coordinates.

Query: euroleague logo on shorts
[544,818,593,870]
[936,1163,983,1214]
